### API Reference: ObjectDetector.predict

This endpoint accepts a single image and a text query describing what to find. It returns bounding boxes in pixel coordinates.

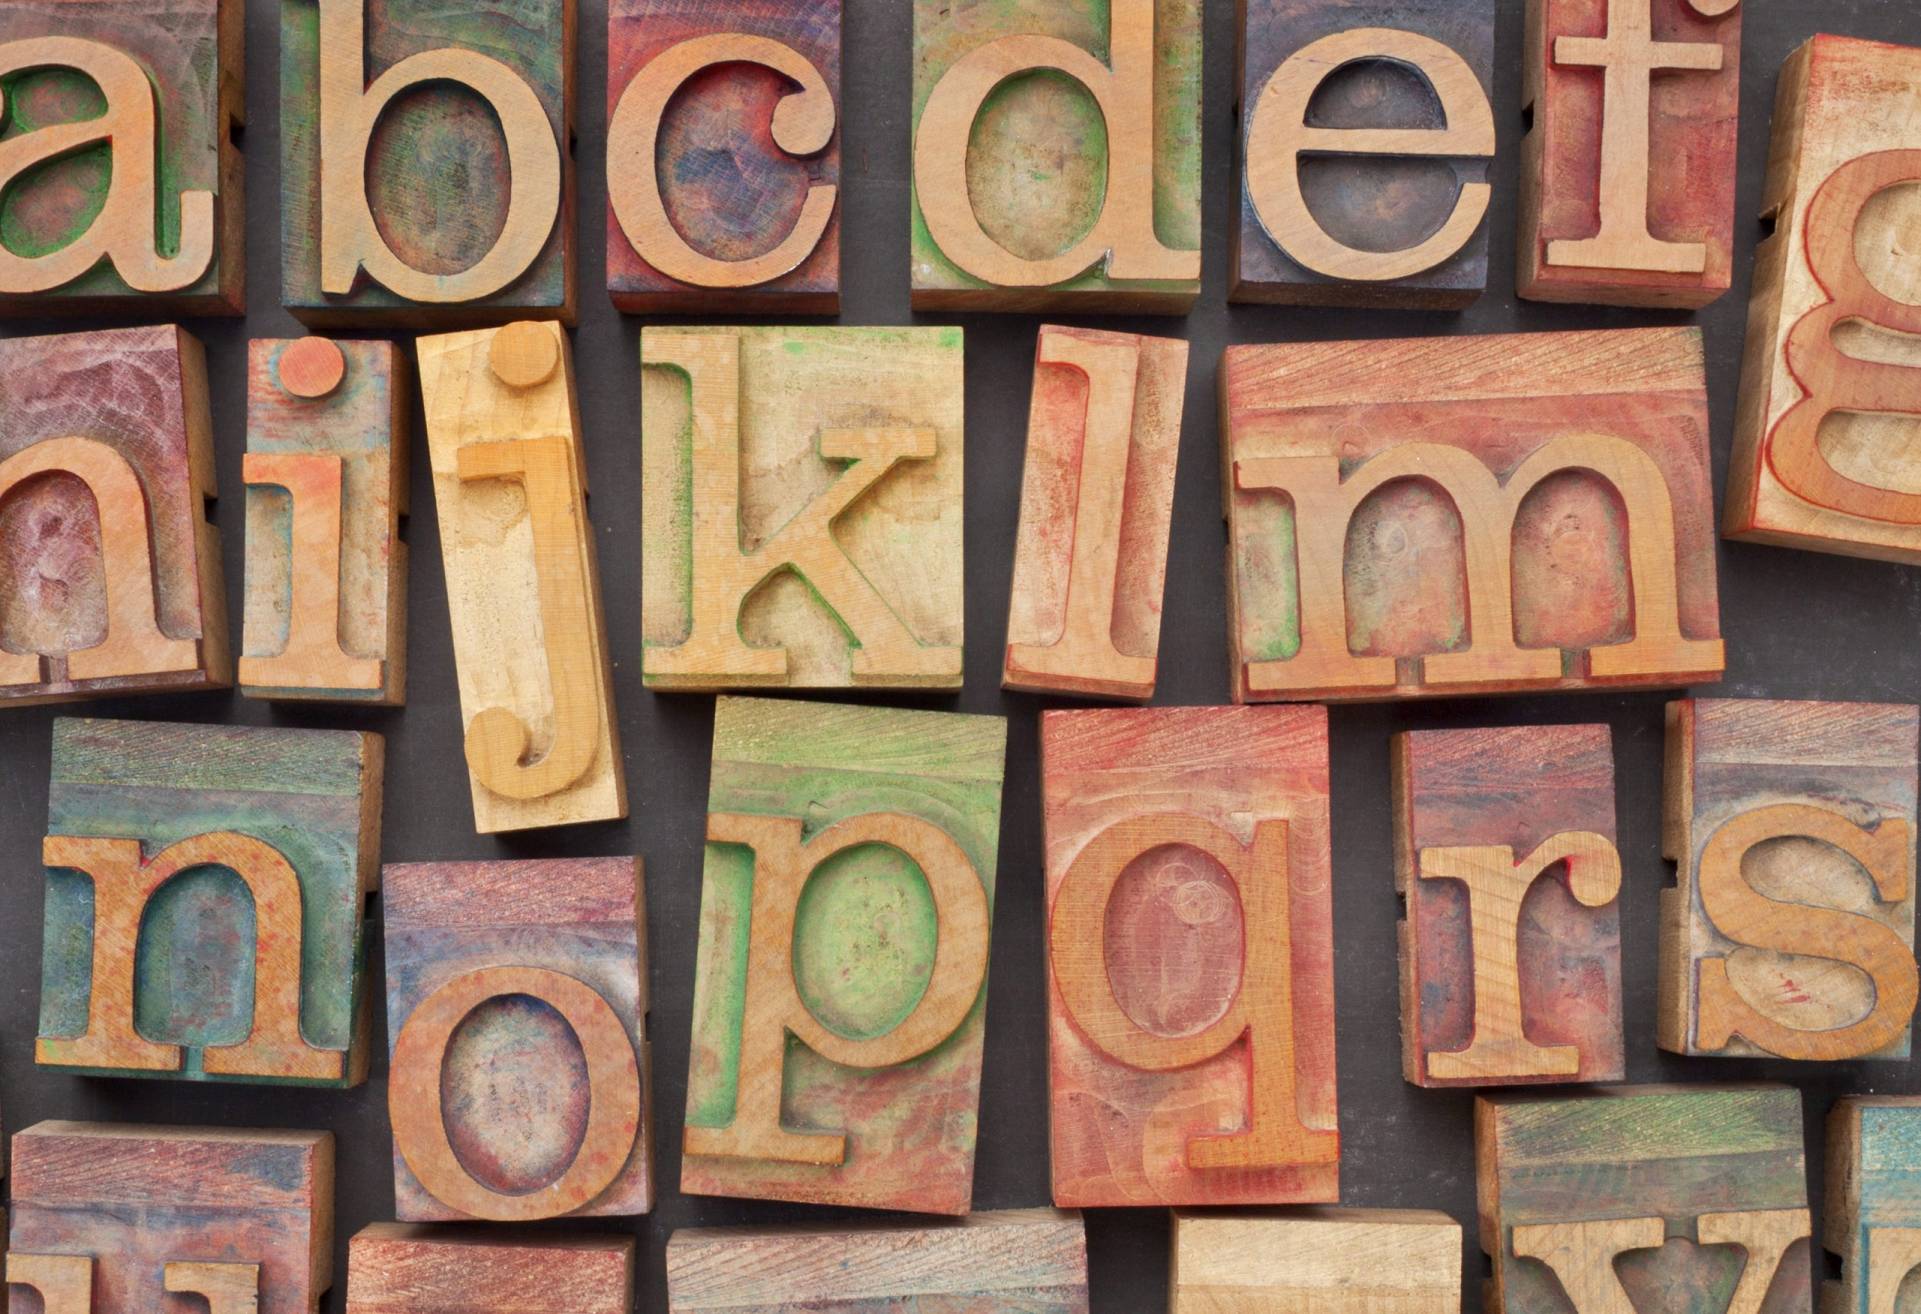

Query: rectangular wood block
[8,1121,333,1314]
[1725,35,1921,564]
[382,857,651,1221]
[418,320,625,834]
[1660,698,1920,1061]
[1826,1096,1921,1314]
[607,0,840,314]
[909,0,1202,313]
[641,326,964,691]
[242,336,408,705]
[1477,1085,1810,1314]
[1171,1207,1460,1314]
[0,0,243,316]
[1004,325,1187,700]
[346,1225,634,1314]
[666,1210,1088,1314]
[1395,725,1624,1088]
[1234,0,1495,308]
[1221,327,1724,702]
[0,325,228,705]
[682,697,1007,1215]
[1518,0,1742,307]
[1042,705,1337,1207]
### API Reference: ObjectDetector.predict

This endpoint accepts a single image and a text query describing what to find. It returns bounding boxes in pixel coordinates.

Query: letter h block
[1828,1097,1921,1314]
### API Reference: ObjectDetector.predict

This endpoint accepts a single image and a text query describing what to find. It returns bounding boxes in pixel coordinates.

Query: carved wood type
[1827,1097,1921,1314]
[345,1224,634,1314]
[1170,1207,1460,1314]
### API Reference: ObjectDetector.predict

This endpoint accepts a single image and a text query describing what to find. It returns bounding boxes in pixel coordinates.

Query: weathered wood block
[1171,1208,1460,1314]
[418,321,625,834]
[242,336,408,705]
[281,0,574,326]
[1660,698,1919,1061]
[0,325,228,706]
[1234,0,1495,308]
[1395,725,1624,1088]
[347,1225,633,1314]
[641,326,964,691]
[666,1210,1088,1314]
[8,1121,333,1314]
[1725,36,1921,565]
[909,0,1201,313]
[1221,328,1724,702]
[1004,326,1186,701]
[1477,1085,1810,1314]
[607,0,840,314]
[1043,705,1337,1208]
[1827,1096,1921,1314]
[383,856,650,1221]
[0,0,243,317]
[1518,0,1742,308]
[682,697,1007,1215]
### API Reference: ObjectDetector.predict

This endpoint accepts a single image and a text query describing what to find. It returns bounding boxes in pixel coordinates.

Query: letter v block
[37,718,383,1087]
[641,327,964,691]
[1828,1097,1921,1314]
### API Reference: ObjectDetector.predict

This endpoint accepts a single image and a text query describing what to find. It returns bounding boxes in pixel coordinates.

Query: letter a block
[384,857,650,1221]
[1043,705,1338,1207]
[1660,698,1920,1061]
[1828,1097,1921,1314]
[1477,1086,1810,1314]
[38,718,383,1087]
[641,326,964,691]
[1395,725,1625,1088]
[347,1225,634,1314]
[683,697,1007,1215]
[1170,1208,1460,1314]
[1725,37,1921,565]
[910,0,1201,313]
[1222,328,1725,702]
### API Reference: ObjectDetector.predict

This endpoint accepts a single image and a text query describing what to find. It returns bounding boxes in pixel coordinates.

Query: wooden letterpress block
[1827,1097,1921,1314]
[242,337,408,705]
[1477,1086,1810,1314]
[667,1210,1087,1314]
[347,1225,633,1314]
[281,0,574,326]
[1004,326,1186,701]
[607,0,840,313]
[383,857,651,1221]
[0,0,242,316]
[1395,725,1625,1087]
[910,0,1201,313]
[418,321,625,834]
[0,326,228,705]
[1725,37,1921,565]
[1043,706,1337,1208]
[682,697,1007,1215]
[38,718,382,1087]
[641,326,963,691]
[8,1121,333,1314]
[1517,0,1742,308]
[1660,698,1920,1061]
[1170,1208,1460,1314]
[1235,0,1495,308]
[1221,328,1724,702]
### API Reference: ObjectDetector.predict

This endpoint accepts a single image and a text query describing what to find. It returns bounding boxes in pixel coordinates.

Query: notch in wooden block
[1827,1096,1921,1314]
[1221,328,1724,702]
[1660,698,1919,1061]
[1171,1208,1460,1314]
[348,1225,633,1314]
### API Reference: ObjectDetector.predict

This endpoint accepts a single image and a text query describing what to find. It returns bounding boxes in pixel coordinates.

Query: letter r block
[1828,1097,1921,1314]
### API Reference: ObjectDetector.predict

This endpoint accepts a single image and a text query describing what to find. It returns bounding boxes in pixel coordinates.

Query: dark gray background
[3,0,1921,1308]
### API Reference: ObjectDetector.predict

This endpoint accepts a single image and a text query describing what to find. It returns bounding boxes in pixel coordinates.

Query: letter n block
[347,1225,634,1314]
[1221,327,1724,702]
[1660,698,1919,1061]
[1171,1208,1459,1314]
[1043,705,1337,1207]
[682,697,1007,1215]
[1828,1097,1921,1314]
[1395,725,1624,1087]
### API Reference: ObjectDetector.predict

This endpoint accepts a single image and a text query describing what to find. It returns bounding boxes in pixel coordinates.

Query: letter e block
[347,1225,634,1314]
[1171,1208,1460,1314]
[1828,1097,1921,1314]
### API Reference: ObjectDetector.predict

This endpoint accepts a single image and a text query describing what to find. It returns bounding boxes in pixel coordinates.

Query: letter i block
[682,697,1007,1215]
[910,0,1202,313]
[1043,705,1338,1207]
[383,858,651,1221]
[607,0,841,313]
[348,1225,634,1314]
[37,718,382,1087]
[641,326,964,691]
[1477,1086,1810,1314]
[1395,725,1624,1088]
[1171,1209,1460,1314]
[1221,328,1725,702]
[1828,1097,1921,1314]
[1660,698,1920,1061]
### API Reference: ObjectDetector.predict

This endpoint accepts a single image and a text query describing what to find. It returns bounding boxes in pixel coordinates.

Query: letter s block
[1660,698,1919,1061]
[1043,706,1337,1207]
[682,697,1007,1215]
[1829,1097,1921,1314]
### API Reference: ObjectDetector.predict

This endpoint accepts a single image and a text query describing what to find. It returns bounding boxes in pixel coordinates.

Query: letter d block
[348,1225,635,1314]
[683,697,1007,1215]
[1828,1097,1921,1314]
[1043,706,1338,1207]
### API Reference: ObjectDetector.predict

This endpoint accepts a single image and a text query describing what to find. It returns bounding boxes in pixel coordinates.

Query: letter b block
[1828,1097,1921,1314]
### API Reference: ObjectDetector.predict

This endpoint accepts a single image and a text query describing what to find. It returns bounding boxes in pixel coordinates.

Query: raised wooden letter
[347,1225,633,1314]
[1171,1208,1460,1314]
[1829,1097,1921,1314]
